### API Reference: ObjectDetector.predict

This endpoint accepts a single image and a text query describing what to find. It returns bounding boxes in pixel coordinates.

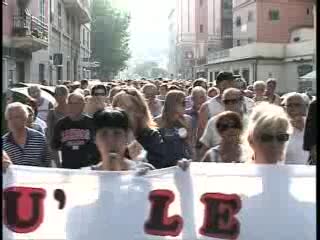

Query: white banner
[3,164,316,240]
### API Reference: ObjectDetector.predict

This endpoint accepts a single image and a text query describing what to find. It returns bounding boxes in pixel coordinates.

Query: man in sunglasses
[199,88,249,159]
[83,84,108,117]
[197,71,237,145]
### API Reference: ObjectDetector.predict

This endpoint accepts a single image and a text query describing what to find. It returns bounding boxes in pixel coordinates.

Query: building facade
[169,0,234,80]
[206,0,315,93]
[174,0,210,79]
[168,9,177,77]
[2,0,91,91]
[48,0,91,85]
[3,0,50,92]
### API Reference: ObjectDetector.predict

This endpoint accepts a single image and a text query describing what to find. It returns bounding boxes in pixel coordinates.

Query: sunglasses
[93,93,106,96]
[285,103,303,108]
[259,133,289,143]
[223,97,242,105]
[217,122,241,132]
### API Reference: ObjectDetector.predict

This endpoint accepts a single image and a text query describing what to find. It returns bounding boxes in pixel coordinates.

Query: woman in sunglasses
[155,90,193,165]
[246,102,292,164]
[202,111,247,163]
[83,84,108,116]
[282,93,309,164]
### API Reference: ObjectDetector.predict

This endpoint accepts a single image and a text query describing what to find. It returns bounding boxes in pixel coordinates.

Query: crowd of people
[2,71,317,174]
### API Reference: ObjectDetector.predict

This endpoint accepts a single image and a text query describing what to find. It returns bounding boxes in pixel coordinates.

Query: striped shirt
[2,128,51,167]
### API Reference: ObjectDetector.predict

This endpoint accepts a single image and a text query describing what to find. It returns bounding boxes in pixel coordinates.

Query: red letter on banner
[3,187,46,233]
[199,193,241,240]
[144,189,183,237]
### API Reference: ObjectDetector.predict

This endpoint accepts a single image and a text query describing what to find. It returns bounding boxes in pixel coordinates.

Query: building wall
[256,0,314,43]
[233,1,257,46]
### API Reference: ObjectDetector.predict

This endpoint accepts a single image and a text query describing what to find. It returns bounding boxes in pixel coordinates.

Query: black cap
[216,71,237,84]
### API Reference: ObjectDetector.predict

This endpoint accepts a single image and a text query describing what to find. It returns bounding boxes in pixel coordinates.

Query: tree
[91,0,131,79]
[133,61,169,78]
[150,67,169,78]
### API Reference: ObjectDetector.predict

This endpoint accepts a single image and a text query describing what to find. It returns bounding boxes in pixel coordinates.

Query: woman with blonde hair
[155,90,192,165]
[112,87,166,168]
[245,102,293,164]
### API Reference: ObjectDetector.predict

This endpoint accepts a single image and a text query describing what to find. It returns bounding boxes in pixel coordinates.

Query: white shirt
[285,127,309,165]
[207,97,225,119]
[37,97,51,122]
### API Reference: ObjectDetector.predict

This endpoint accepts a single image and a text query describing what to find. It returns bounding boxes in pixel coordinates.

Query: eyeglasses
[223,97,242,105]
[93,93,106,97]
[259,133,289,143]
[217,122,241,132]
[285,103,303,108]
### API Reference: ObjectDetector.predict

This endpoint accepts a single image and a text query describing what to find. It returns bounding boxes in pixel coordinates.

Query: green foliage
[133,61,169,78]
[91,0,131,79]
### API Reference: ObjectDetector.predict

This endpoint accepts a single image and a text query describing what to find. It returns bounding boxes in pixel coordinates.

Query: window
[293,37,300,42]
[39,0,45,22]
[39,64,45,82]
[269,10,280,21]
[248,11,253,22]
[307,8,310,15]
[58,1,62,28]
[58,1,61,16]
[200,0,203,7]
[66,14,70,34]
[242,69,250,84]
[248,37,253,43]
[83,28,86,44]
[200,24,204,33]
[50,0,54,22]
[209,72,213,82]
[87,31,90,47]
[236,16,241,27]
[237,40,241,46]
[214,71,220,79]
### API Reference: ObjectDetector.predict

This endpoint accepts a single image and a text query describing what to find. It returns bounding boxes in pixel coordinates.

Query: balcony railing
[13,15,48,41]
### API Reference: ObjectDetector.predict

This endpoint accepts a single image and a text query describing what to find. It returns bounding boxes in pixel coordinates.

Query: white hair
[5,102,29,120]
[281,92,308,106]
[191,86,207,96]
[253,80,266,89]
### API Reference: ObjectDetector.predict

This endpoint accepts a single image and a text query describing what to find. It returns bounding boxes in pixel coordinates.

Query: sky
[110,0,174,69]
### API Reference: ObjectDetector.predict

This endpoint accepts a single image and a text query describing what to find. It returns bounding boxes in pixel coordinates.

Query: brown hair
[112,87,157,130]
[159,90,187,128]
[215,111,243,135]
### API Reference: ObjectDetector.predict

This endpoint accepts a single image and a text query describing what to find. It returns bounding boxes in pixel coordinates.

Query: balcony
[207,43,287,64]
[64,0,91,24]
[12,15,48,52]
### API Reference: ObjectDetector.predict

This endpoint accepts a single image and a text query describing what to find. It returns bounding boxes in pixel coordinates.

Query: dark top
[51,115,99,169]
[2,128,51,167]
[135,128,167,169]
[303,99,317,151]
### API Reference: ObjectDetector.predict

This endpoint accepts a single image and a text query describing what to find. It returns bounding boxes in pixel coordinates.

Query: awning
[300,70,316,80]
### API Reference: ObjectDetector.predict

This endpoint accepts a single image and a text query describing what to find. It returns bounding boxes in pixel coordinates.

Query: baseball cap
[216,71,239,84]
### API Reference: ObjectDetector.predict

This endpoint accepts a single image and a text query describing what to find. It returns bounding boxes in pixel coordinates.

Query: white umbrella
[300,71,316,80]
[10,87,56,105]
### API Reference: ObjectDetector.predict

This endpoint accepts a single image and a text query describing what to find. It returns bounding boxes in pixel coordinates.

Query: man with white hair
[51,93,98,169]
[28,85,53,122]
[185,86,207,161]
[2,102,51,167]
[282,92,309,164]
